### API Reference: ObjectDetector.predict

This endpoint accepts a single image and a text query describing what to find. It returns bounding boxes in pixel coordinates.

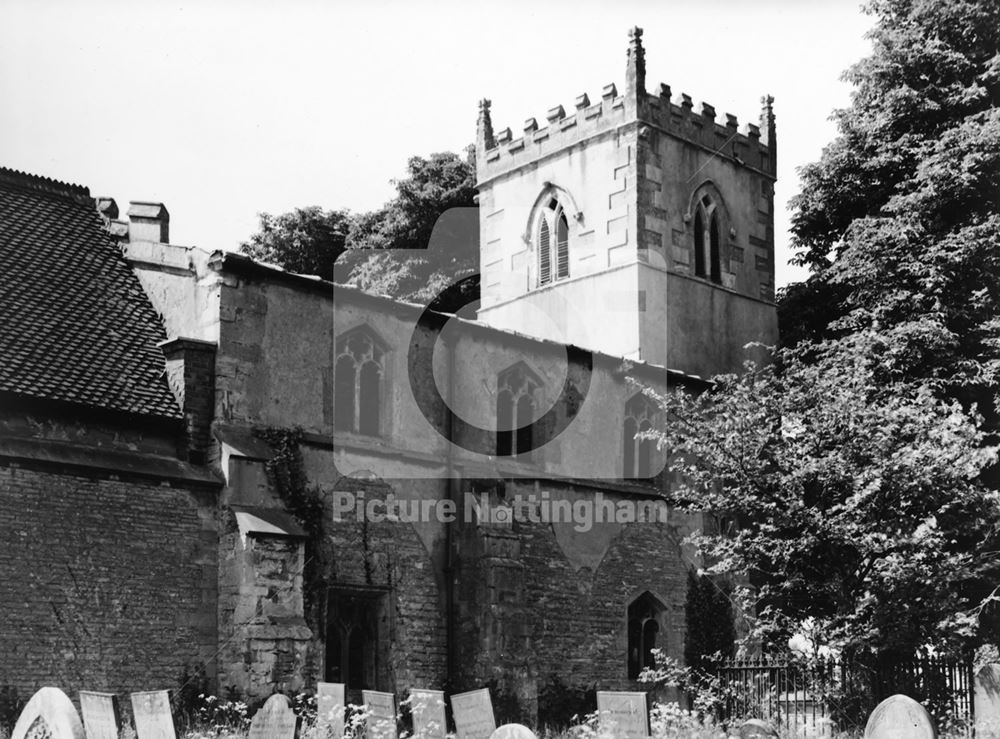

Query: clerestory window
[624,393,658,479]
[496,363,541,460]
[335,328,386,436]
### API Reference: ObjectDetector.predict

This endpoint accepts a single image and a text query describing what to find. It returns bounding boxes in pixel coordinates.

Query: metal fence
[711,654,975,735]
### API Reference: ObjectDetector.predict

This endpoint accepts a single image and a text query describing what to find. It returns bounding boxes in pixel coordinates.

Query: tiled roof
[0,167,182,420]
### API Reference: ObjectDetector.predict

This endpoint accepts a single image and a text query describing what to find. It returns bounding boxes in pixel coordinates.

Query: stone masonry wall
[0,462,218,702]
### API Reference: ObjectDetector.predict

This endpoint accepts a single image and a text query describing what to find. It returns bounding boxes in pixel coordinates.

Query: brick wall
[319,477,448,696]
[0,462,218,702]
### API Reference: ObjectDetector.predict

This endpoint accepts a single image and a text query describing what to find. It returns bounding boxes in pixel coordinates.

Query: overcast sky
[1,0,873,287]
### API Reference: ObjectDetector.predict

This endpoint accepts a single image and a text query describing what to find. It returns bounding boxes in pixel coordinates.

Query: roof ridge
[0,166,93,206]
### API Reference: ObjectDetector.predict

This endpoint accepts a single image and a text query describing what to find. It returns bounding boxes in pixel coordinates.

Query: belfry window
[692,192,723,285]
[627,592,665,680]
[497,364,540,459]
[538,198,570,286]
[624,393,658,479]
[335,328,385,436]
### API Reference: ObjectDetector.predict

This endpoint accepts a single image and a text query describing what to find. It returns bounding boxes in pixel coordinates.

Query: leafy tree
[238,150,479,312]
[684,569,736,667]
[646,333,1000,659]
[337,150,479,312]
[240,206,350,282]
[783,0,1000,402]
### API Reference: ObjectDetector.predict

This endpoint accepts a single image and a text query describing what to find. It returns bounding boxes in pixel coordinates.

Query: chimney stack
[159,337,216,464]
[127,201,170,243]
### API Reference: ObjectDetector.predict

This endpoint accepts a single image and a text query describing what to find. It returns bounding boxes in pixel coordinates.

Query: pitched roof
[0,167,182,420]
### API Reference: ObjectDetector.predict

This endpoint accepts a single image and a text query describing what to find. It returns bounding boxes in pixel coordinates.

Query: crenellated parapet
[477,87,775,186]
[475,27,776,186]
[476,81,630,185]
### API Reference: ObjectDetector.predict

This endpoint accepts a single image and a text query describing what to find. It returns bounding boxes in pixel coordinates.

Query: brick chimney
[159,337,216,464]
[128,201,169,243]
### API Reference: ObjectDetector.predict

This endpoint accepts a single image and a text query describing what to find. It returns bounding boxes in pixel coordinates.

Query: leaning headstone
[362,690,397,739]
[78,693,121,739]
[739,719,778,738]
[248,694,298,739]
[11,688,85,739]
[976,663,1000,736]
[409,689,446,738]
[863,694,936,739]
[450,689,496,739]
[596,691,649,739]
[489,725,536,739]
[317,683,346,739]
[130,691,176,739]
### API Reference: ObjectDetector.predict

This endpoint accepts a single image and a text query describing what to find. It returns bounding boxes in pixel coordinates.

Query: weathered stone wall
[452,481,703,721]
[217,520,311,699]
[0,458,218,701]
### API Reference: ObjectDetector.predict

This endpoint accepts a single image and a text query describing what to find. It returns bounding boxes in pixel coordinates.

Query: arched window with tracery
[627,592,665,680]
[624,393,658,479]
[691,190,724,285]
[537,197,570,286]
[496,363,541,459]
[334,327,386,436]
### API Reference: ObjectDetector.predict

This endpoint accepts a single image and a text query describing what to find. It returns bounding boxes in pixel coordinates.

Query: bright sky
[1,0,873,288]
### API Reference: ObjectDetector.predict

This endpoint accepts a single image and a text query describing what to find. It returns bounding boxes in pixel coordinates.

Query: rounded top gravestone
[11,688,85,739]
[864,694,936,739]
[489,725,537,739]
[248,694,299,739]
[738,718,778,738]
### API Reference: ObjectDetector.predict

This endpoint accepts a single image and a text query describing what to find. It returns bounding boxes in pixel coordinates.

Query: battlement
[476,27,776,184]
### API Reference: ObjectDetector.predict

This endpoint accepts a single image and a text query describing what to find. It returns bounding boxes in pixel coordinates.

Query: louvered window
[556,212,569,279]
[537,197,572,286]
[539,219,552,285]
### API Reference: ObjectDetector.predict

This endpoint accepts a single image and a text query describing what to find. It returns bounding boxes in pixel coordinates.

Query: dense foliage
[783,0,1000,405]
[240,206,350,282]
[646,333,1000,658]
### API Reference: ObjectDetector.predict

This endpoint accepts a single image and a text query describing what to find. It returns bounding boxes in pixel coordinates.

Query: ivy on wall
[253,427,328,624]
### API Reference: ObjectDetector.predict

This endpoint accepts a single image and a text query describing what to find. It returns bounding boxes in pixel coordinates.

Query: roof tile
[0,167,182,420]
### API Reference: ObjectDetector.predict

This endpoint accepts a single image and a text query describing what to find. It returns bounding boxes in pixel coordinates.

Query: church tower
[475,28,779,378]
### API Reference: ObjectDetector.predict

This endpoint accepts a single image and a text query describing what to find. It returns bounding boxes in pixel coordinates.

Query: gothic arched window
[627,592,665,680]
[537,197,570,286]
[334,327,386,436]
[496,363,540,459]
[624,393,658,479]
[692,191,724,285]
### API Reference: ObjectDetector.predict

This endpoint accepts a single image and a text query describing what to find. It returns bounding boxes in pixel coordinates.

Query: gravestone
[130,691,176,739]
[863,694,936,739]
[79,693,121,739]
[11,688,85,739]
[976,663,1000,736]
[450,689,496,739]
[409,689,447,738]
[738,718,777,738]
[248,694,298,739]
[489,724,537,739]
[317,683,346,739]
[596,691,649,739]
[361,690,397,739]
